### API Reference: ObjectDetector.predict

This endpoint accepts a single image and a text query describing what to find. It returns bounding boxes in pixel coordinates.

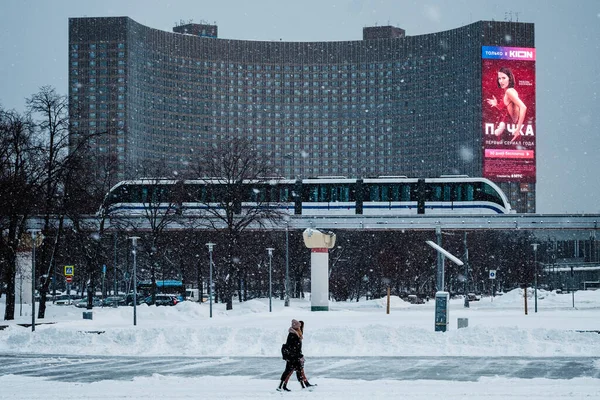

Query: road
[1,354,598,383]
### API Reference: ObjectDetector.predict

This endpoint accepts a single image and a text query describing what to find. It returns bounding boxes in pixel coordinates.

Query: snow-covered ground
[1,288,600,399]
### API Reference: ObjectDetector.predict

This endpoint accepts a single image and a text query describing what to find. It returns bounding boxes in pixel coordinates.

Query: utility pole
[267,248,274,312]
[436,225,444,291]
[29,229,41,332]
[129,237,140,326]
[463,232,469,308]
[532,243,539,313]
[206,243,216,318]
[285,223,290,307]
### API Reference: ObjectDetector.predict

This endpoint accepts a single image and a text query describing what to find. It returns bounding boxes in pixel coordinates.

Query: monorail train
[100,176,513,217]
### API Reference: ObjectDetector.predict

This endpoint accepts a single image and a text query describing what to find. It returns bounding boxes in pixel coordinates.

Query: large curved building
[68,17,536,212]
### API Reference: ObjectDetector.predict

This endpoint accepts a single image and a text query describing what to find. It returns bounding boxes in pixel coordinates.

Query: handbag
[281,343,291,360]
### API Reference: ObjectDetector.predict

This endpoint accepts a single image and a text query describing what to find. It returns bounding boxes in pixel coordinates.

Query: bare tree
[25,86,72,318]
[0,108,44,320]
[189,137,284,310]
[62,138,116,309]
[22,85,117,314]
[26,86,69,220]
[110,163,186,304]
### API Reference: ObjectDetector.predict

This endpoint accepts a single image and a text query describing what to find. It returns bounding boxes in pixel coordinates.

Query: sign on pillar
[64,265,74,284]
[303,228,336,311]
[64,265,75,305]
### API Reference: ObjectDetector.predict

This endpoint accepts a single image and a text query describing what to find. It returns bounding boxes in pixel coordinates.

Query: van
[186,289,199,301]
[185,288,207,302]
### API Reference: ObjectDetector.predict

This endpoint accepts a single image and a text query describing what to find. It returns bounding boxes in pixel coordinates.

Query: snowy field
[1,289,600,399]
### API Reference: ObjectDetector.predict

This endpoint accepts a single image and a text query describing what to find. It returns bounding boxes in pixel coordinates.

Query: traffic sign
[64,265,74,276]
[489,270,497,279]
[66,276,73,283]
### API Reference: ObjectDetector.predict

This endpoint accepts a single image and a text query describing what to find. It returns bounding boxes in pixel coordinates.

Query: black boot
[304,381,315,387]
[277,381,291,392]
[300,381,306,388]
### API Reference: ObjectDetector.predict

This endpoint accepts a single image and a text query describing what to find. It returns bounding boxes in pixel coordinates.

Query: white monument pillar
[303,228,336,311]
[15,252,33,306]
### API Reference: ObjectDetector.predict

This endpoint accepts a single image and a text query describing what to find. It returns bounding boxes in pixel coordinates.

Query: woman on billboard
[486,67,527,142]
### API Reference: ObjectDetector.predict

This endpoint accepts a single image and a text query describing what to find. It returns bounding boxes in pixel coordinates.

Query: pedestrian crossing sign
[64,266,74,276]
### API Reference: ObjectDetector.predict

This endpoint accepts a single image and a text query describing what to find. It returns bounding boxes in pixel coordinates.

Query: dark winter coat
[284,330,303,362]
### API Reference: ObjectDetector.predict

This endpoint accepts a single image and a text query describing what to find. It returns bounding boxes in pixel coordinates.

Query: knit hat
[291,319,301,329]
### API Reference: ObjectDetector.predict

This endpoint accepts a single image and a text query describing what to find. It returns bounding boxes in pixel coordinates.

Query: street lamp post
[463,232,469,308]
[284,223,290,307]
[532,243,539,313]
[435,225,444,291]
[425,238,464,332]
[52,252,56,303]
[206,243,215,318]
[114,232,118,296]
[267,248,274,312]
[571,265,575,308]
[29,229,41,332]
[128,236,140,326]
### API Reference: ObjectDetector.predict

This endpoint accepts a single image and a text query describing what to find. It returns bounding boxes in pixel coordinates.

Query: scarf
[289,327,303,340]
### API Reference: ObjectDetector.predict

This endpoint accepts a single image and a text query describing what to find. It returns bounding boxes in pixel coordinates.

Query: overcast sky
[1,0,598,214]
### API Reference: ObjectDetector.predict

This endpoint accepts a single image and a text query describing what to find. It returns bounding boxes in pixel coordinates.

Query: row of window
[71,51,125,58]
[196,71,395,79]
[139,59,416,71]
[72,43,444,76]
[71,43,125,50]
[71,60,126,67]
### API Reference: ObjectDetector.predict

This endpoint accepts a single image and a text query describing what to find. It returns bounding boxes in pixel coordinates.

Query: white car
[467,293,481,302]
[54,294,76,306]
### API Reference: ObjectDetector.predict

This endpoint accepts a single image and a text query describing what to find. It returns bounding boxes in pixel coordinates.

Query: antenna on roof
[505,11,518,22]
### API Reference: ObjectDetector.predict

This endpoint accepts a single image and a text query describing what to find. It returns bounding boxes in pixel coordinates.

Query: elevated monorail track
[28,214,600,233]
[286,214,600,231]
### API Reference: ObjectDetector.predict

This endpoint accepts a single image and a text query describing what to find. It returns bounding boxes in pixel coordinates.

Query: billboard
[481,46,536,182]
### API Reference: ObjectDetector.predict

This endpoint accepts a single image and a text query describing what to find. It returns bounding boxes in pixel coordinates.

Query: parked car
[102,295,126,307]
[145,294,179,306]
[125,293,145,306]
[407,294,425,304]
[75,297,102,308]
[467,293,481,302]
[54,294,78,306]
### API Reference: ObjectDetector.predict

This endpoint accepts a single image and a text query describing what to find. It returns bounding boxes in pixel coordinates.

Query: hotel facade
[68,18,536,212]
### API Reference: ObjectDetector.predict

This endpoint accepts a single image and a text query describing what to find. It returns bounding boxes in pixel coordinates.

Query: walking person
[278,319,313,391]
[295,321,314,388]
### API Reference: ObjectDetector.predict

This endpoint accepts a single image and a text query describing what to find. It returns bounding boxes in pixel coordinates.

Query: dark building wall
[69,17,130,181]
[68,17,535,212]
[363,26,405,40]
